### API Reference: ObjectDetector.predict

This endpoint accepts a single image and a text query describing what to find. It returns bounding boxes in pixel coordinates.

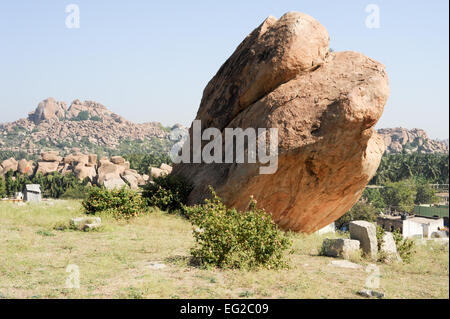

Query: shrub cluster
[82,187,146,219]
[184,188,292,270]
[392,229,416,263]
[142,175,192,213]
[376,224,416,263]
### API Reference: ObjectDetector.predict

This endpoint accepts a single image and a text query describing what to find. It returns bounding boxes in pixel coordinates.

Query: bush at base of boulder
[142,175,193,213]
[82,186,146,219]
[392,230,416,263]
[184,188,292,270]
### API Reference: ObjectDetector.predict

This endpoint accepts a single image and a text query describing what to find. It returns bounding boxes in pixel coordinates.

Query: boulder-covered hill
[377,127,449,154]
[0,97,185,157]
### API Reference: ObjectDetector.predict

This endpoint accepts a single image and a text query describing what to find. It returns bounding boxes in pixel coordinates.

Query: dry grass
[0,200,448,299]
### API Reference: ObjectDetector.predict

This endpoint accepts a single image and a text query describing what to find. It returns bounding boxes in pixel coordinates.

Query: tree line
[370,153,449,185]
[0,171,89,199]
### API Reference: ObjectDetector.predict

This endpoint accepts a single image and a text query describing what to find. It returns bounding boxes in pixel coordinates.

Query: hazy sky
[0,1,448,139]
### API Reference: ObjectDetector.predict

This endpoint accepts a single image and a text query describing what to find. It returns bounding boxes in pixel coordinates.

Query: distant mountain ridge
[0,98,448,156]
[0,97,184,157]
[377,127,448,154]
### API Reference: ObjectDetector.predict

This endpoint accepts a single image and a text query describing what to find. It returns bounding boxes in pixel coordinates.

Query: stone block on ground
[349,221,378,259]
[380,232,402,263]
[70,217,102,231]
[321,238,360,259]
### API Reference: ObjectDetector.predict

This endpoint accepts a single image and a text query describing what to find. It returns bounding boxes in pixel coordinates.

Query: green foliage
[0,176,6,198]
[392,229,416,263]
[335,202,378,230]
[381,179,417,213]
[375,225,388,262]
[185,188,292,270]
[0,151,36,162]
[2,170,88,198]
[82,187,146,219]
[124,153,172,175]
[362,188,386,210]
[372,153,449,185]
[90,115,102,122]
[60,184,89,200]
[142,175,192,213]
[71,111,90,121]
[415,183,439,205]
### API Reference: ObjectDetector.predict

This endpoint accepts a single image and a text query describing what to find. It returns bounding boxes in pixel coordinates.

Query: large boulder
[123,169,146,185]
[171,12,389,233]
[104,178,127,190]
[121,174,139,190]
[18,159,34,175]
[74,164,97,182]
[36,161,59,175]
[28,97,67,124]
[349,221,378,259]
[98,162,122,185]
[0,158,18,175]
[88,154,98,167]
[41,151,62,163]
[111,156,125,165]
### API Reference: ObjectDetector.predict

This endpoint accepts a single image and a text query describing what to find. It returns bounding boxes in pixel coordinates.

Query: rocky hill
[377,128,449,154]
[0,97,184,157]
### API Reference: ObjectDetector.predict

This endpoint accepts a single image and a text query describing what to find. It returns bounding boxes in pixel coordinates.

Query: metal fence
[413,205,449,218]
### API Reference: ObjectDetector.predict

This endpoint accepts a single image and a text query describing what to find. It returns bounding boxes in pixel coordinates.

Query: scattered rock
[172,11,389,233]
[146,262,167,270]
[111,156,126,165]
[160,163,173,174]
[70,217,102,231]
[0,157,18,175]
[41,151,62,163]
[104,178,127,190]
[36,161,59,175]
[321,238,360,259]
[150,167,168,179]
[349,221,378,259]
[357,289,385,299]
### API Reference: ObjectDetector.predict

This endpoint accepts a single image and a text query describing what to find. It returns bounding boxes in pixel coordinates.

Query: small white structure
[316,222,336,235]
[377,215,445,239]
[24,184,42,202]
[14,192,24,200]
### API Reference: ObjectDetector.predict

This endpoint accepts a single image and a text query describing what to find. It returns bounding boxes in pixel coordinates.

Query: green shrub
[376,225,388,262]
[0,176,6,198]
[60,185,89,200]
[392,230,416,263]
[184,188,292,270]
[335,202,378,230]
[82,187,146,219]
[142,175,192,213]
